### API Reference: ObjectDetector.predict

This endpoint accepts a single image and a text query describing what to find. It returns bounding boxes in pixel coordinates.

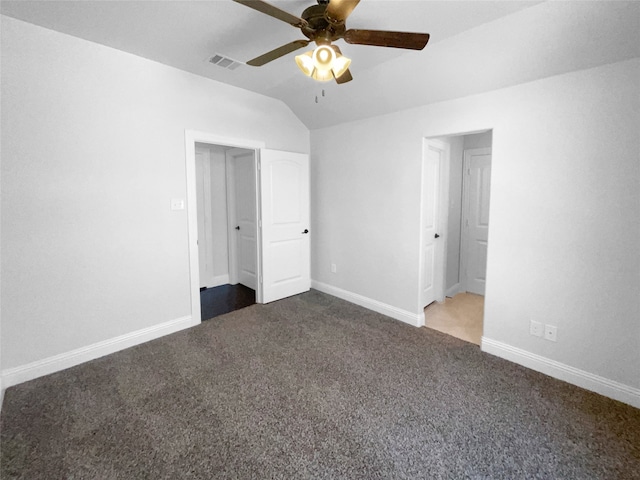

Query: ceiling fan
[232,0,430,84]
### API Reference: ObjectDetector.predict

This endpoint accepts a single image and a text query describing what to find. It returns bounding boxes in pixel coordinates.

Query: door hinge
[260,276,263,284]
[257,161,261,171]
[259,219,262,228]
[467,168,471,175]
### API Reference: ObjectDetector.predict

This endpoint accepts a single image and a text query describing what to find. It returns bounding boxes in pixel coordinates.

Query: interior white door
[259,149,310,303]
[232,151,258,290]
[195,146,214,289]
[420,141,444,308]
[462,148,492,295]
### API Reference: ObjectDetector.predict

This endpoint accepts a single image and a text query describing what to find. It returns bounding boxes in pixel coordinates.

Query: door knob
[235,226,240,230]
[434,233,440,239]
[302,229,309,234]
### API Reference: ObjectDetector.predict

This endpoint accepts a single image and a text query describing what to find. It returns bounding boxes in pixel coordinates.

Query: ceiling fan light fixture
[312,45,335,71]
[331,54,351,79]
[311,68,334,82]
[295,45,351,82]
[295,50,315,77]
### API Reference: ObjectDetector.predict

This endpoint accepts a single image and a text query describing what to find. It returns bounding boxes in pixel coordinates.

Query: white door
[259,149,310,303]
[195,146,214,289]
[420,141,445,308]
[232,151,258,290]
[462,148,492,295]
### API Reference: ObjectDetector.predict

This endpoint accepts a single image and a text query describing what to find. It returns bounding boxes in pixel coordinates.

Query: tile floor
[424,293,484,345]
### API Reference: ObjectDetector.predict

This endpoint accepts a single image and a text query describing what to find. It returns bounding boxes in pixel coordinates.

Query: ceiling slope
[2,1,639,129]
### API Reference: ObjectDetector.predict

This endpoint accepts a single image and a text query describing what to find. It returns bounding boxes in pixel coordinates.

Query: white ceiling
[2,1,639,129]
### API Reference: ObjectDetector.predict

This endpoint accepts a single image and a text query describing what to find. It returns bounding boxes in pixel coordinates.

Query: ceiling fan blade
[335,68,353,84]
[325,0,361,25]
[246,40,310,66]
[344,29,430,50]
[233,0,308,28]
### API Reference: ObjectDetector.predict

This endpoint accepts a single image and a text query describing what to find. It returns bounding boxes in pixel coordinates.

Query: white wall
[311,58,640,402]
[195,143,230,287]
[0,16,309,373]
[210,147,230,280]
[440,135,464,293]
[464,131,493,151]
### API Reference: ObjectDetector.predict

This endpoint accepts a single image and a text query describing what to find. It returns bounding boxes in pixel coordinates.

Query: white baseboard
[1,315,194,393]
[481,337,640,409]
[445,283,460,298]
[208,274,230,288]
[311,280,423,327]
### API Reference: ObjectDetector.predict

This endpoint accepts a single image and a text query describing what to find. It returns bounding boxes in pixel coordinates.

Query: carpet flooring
[200,283,255,321]
[1,290,639,479]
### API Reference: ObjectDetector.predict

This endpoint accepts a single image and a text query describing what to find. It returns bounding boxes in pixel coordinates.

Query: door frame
[195,145,216,289]
[185,130,265,325]
[418,128,494,329]
[225,148,239,286]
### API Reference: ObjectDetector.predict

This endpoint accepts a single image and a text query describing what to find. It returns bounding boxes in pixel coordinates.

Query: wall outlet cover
[530,320,544,337]
[544,324,558,342]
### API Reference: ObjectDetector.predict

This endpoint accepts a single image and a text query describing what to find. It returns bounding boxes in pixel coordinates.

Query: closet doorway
[421,130,493,345]
[185,130,311,325]
[195,143,257,320]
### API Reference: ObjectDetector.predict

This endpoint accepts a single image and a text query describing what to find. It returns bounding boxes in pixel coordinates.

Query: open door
[226,148,258,290]
[420,139,448,309]
[259,149,310,303]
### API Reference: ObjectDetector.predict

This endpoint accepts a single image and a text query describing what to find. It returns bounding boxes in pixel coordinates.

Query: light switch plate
[171,198,185,211]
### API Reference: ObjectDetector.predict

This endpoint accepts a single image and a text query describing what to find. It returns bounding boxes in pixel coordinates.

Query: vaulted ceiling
[2,1,639,129]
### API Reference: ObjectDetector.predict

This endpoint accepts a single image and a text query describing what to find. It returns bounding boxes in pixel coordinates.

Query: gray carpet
[1,290,639,479]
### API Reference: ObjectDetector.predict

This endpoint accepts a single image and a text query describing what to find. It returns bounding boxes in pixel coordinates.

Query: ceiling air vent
[208,54,243,71]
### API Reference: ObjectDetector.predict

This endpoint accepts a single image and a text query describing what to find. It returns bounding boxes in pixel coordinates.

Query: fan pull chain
[315,90,327,104]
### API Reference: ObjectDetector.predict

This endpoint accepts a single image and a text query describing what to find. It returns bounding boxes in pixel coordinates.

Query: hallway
[200,284,255,321]
[424,293,484,345]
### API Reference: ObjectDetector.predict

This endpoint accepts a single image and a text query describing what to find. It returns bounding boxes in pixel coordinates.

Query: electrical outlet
[544,324,557,342]
[530,320,544,337]
[330,263,337,274]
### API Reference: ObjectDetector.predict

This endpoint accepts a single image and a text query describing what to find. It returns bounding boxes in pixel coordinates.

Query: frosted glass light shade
[295,45,351,82]
[331,55,351,79]
[312,45,335,71]
[295,51,315,77]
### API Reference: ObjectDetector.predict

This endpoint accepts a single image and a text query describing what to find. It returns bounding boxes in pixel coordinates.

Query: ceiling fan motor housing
[301,4,346,45]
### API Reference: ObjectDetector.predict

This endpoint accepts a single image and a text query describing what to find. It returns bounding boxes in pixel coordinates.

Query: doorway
[185,130,312,326]
[420,130,493,345]
[195,143,257,321]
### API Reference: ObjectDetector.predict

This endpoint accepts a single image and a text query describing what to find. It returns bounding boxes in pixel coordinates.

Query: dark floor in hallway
[200,283,255,321]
